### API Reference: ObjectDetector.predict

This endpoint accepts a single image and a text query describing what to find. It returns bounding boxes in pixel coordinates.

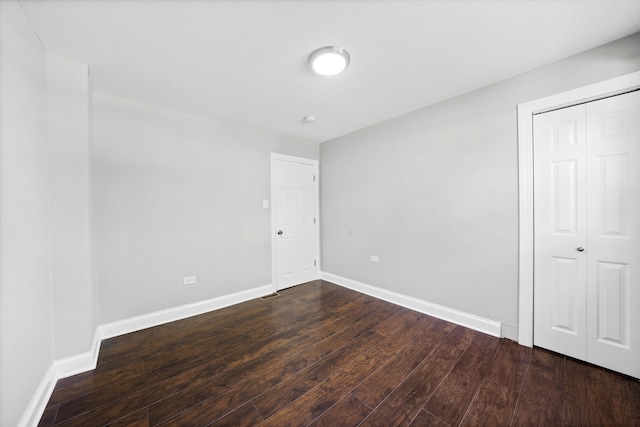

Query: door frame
[270,153,320,293]
[517,71,640,347]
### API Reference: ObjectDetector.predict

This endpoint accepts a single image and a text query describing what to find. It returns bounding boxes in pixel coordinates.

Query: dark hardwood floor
[39,280,640,426]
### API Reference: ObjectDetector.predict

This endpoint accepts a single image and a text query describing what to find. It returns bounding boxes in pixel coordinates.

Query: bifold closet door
[585,91,639,377]
[534,104,588,362]
[534,90,639,378]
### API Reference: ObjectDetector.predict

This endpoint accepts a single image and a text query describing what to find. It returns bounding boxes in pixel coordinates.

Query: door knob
[577,247,585,252]
[277,230,283,235]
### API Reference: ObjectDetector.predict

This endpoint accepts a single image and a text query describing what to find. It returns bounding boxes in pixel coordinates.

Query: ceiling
[19,1,640,143]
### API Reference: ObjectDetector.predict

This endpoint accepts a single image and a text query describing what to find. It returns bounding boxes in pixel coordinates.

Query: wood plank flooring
[39,280,640,426]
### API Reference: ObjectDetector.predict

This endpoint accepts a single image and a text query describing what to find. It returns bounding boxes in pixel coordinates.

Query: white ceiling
[19,0,640,143]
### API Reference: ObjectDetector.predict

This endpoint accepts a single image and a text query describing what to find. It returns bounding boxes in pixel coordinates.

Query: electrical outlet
[370,255,379,263]
[184,276,196,285]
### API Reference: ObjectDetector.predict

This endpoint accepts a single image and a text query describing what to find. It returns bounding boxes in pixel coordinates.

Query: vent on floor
[260,292,280,300]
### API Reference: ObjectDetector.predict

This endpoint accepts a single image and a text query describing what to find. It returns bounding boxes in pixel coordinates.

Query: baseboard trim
[98,284,273,340]
[321,272,502,338]
[20,283,272,427]
[18,365,56,427]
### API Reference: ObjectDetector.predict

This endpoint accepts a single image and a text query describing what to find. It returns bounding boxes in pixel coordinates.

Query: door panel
[598,154,628,236]
[596,261,629,346]
[550,256,579,333]
[553,160,578,234]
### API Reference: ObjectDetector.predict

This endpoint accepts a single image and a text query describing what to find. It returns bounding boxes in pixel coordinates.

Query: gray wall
[0,2,55,425]
[92,93,318,324]
[47,53,97,359]
[320,32,640,337]
[0,2,96,424]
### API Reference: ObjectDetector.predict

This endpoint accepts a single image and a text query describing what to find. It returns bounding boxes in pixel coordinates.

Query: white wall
[47,53,96,359]
[92,93,318,324]
[320,32,640,339]
[0,1,55,425]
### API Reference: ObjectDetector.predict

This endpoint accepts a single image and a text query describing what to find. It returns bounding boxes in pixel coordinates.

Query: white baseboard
[53,330,102,380]
[18,365,56,427]
[98,284,273,340]
[321,272,502,338]
[20,283,272,427]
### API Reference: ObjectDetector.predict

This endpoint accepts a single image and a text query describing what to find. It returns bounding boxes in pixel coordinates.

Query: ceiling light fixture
[309,46,350,76]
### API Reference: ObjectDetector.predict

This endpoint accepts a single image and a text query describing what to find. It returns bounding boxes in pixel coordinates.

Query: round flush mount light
[309,46,350,76]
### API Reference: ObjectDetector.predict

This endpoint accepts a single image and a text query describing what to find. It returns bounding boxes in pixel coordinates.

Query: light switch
[263,200,269,209]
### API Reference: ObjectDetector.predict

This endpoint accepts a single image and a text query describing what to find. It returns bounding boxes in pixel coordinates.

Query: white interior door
[271,154,319,291]
[533,90,640,378]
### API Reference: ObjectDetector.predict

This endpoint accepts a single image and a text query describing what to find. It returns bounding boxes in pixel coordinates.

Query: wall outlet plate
[184,276,196,285]
[370,255,379,263]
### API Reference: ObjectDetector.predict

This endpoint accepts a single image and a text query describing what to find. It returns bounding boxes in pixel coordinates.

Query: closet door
[585,90,640,378]
[533,104,588,361]
[534,90,640,379]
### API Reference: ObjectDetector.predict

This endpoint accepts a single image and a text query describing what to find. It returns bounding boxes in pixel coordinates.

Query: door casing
[517,71,640,347]
[270,153,320,293]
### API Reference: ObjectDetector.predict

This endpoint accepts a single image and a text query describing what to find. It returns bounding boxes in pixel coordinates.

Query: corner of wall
[16,366,57,427]
[501,324,518,341]
[321,271,502,338]
[22,282,272,424]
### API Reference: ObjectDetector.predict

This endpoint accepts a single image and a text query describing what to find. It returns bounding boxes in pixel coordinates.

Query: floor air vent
[260,292,280,300]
